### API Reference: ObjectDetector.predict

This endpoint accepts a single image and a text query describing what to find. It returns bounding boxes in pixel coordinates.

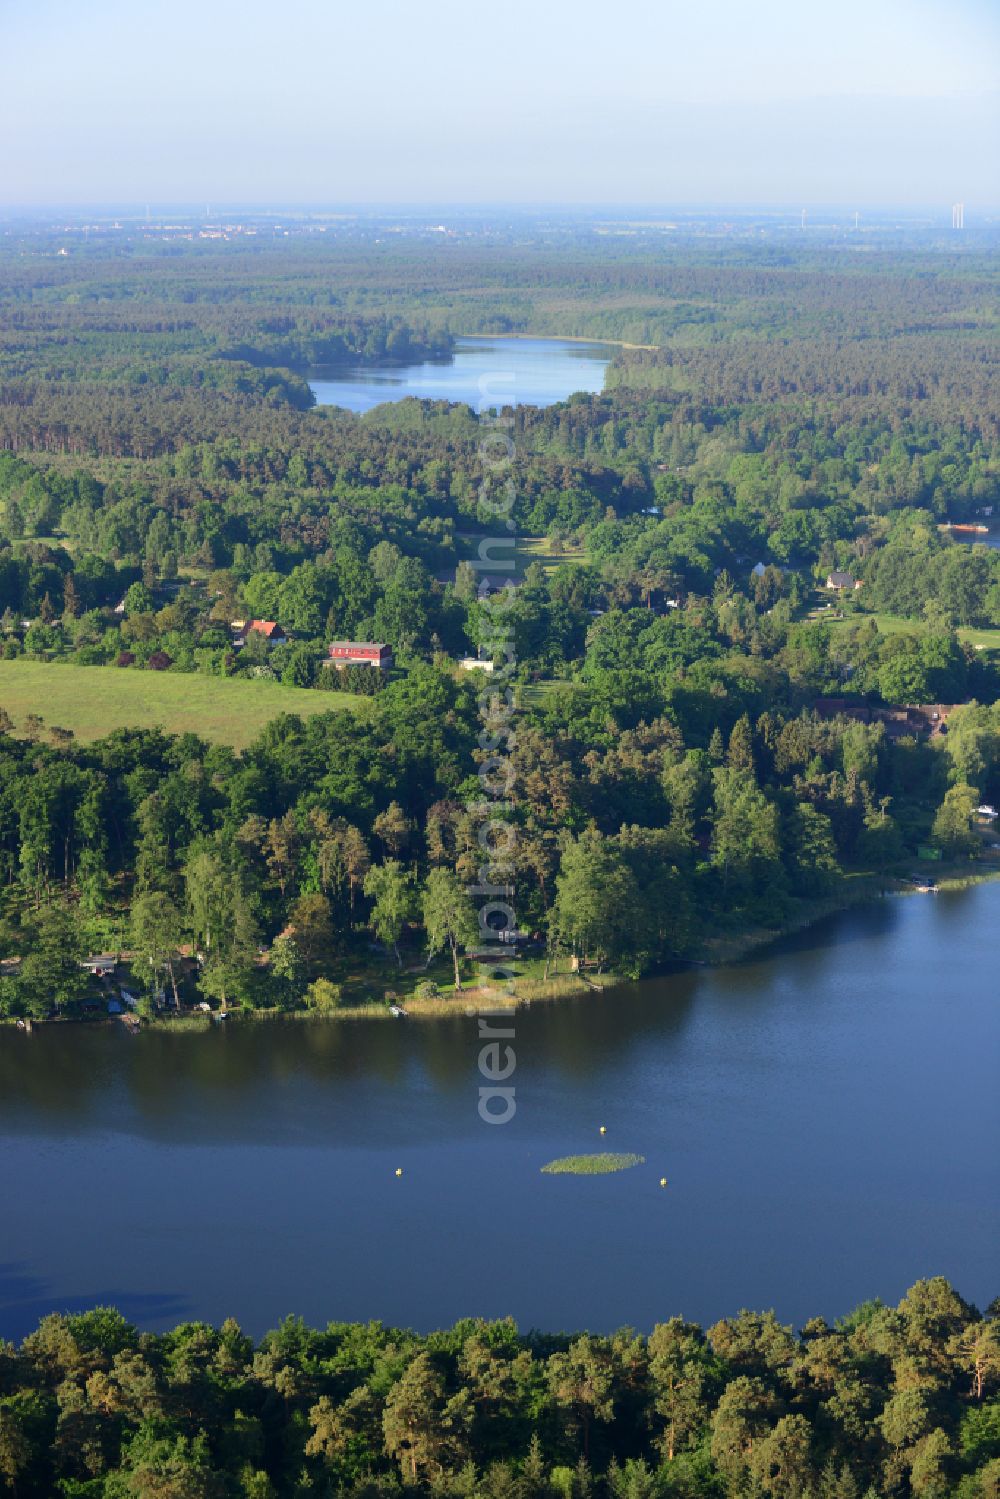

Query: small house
[825,571,858,591]
[82,953,117,978]
[458,657,495,673]
[327,642,393,669]
[248,620,288,644]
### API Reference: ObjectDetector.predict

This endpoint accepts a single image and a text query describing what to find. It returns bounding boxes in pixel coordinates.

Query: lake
[946,525,1000,551]
[309,336,612,412]
[1,882,998,1342]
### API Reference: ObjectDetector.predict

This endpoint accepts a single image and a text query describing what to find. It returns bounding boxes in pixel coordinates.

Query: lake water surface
[1,883,997,1341]
[309,336,611,412]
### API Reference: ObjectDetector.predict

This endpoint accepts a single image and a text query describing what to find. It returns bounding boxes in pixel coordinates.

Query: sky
[2,0,998,208]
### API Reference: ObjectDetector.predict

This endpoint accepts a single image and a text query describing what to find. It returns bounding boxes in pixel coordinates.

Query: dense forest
[0,229,998,1017]
[0,1279,998,1497]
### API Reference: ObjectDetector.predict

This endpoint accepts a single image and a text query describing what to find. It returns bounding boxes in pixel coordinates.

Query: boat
[908,875,938,893]
[388,1004,408,1018]
[949,523,989,535]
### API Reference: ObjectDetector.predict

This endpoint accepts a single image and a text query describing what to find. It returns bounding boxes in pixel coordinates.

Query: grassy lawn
[814,607,1000,657]
[454,532,589,580]
[0,660,365,749]
[518,678,580,708]
[514,535,589,574]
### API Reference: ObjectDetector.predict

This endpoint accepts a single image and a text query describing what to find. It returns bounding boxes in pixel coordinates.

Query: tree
[711,767,783,904]
[130,891,185,1009]
[382,1353,471,1482]
[268,934,306,996]
[369,539,403,586]
[931,783,979,857]
[304,978,343,1012]
[551,828,638,972]
[373,801,413,856]
[949,1320,1000,1402]
[285,894,336,976]
[196,888,259,1011]
[363,861,416,967]
[306,1385,373,1467]
[61,573,81,619]
[112,1429,224,1498]
[648,1317,717,1462]
[727,714,755,775]
[710,1376,777,1490]
[422,868,477,991]
[122,581,153,616]
[749,1413,815,1499]
[546,1336,616,1461]
[184,841,260,1010]
[786,802,841,895]
[856,794,903,876]
[134,793,174,896]
[263,813,300,897]
[16,901,89,1018]
[0,1401,32,1496]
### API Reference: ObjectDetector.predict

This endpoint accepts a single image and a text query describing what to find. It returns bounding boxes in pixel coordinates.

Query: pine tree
[62,573,81,619]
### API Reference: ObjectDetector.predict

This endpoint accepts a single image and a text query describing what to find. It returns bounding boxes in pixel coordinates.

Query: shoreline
[457,330,657,352]
[315,861,1000,1018]
[10,862,994,1036]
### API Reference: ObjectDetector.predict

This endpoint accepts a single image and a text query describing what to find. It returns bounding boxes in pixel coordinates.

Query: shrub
[304,978,342,1012]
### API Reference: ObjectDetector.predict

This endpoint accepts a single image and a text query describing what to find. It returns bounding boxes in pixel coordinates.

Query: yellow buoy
[395,1168,403,1177]
[659,1177,668,1188]
[599,1125,607,1135]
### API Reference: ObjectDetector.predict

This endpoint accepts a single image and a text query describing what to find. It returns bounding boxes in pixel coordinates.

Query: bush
[414,980,439,999]
[304,978,342,1012]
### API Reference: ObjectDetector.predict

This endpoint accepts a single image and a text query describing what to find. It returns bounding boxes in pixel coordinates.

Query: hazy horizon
[3,200,997,216]
[3,0,998,209]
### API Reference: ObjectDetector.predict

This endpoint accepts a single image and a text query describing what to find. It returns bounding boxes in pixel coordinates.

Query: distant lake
[1,881,998,1341]
[309,336,612,412]
[946,524,1000,551]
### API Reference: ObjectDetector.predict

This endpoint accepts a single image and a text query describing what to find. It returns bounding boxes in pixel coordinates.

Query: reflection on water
[1,884,997,1339]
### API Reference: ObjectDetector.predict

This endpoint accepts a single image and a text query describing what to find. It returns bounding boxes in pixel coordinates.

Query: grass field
[0,660,365,749]
[453,532,588,580]
[814,607,1000,657]
[518,678,579,707]
[514,535,589,574]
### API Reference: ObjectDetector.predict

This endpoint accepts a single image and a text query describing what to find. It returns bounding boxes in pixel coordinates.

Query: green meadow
[0,659,364,750]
